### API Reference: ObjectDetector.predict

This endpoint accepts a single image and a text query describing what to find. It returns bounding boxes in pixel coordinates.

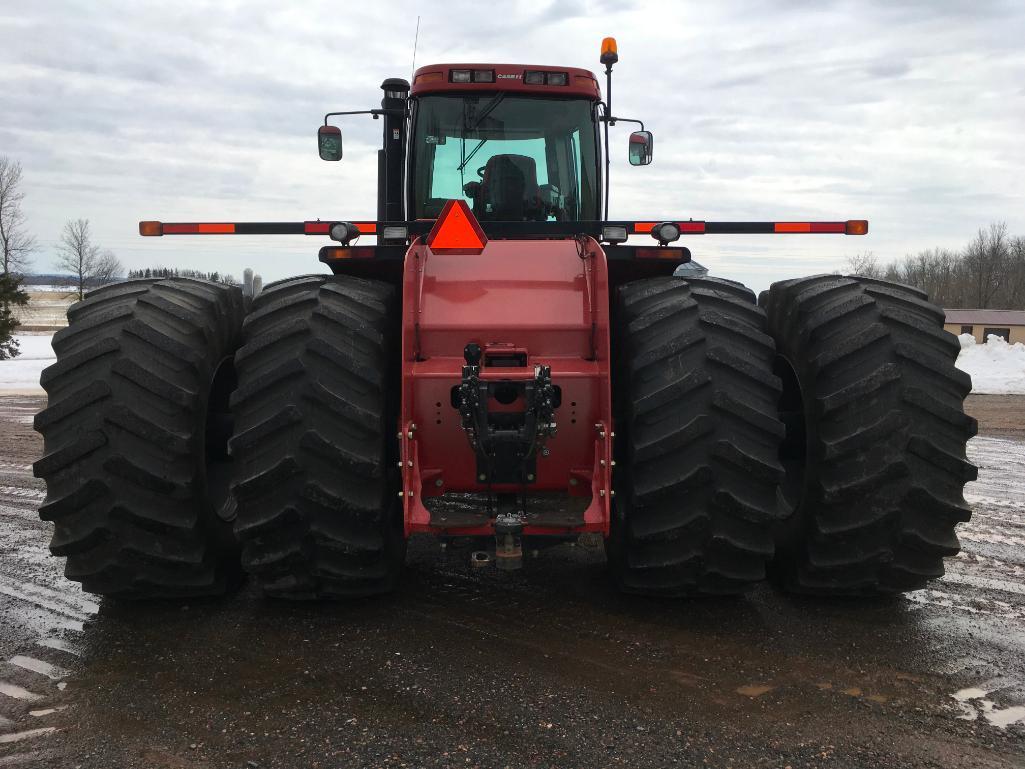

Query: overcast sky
[2,0,1024,291]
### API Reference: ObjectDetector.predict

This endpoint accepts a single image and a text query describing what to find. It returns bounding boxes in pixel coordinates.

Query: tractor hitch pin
[493,512,524,571]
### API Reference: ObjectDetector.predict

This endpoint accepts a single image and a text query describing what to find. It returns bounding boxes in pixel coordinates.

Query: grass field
[13,291,74,332]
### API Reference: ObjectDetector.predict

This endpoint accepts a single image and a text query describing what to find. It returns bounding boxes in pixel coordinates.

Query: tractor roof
[411,63,600,100]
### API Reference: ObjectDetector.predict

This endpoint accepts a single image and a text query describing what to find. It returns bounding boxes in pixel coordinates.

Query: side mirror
[628,130,653,166]
[318,125,342,161]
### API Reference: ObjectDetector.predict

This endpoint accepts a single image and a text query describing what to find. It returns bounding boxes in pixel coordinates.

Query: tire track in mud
[0,398,94,764]
[905,434,1025,730]
[0,394,1023,764]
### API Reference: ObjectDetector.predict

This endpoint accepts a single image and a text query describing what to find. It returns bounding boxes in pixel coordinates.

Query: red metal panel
[398,236,612,537]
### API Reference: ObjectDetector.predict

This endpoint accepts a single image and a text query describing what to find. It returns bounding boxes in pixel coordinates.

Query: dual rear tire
[34,275,402,600]
[609,274,976,596]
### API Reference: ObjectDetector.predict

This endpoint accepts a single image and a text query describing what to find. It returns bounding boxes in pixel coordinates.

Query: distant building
[675,261,709,278]
[944,309,1025,344]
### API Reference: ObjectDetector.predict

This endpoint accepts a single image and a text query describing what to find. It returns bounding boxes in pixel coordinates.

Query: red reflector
[321,247,376,260]
[810,222,846,233]
[139,221,162,236]
[304,221,331,235]
[634,221,705,234]
[845,219,869,235]
[161,223,199,234]
[426,200,487,255]
[635,248,687,260]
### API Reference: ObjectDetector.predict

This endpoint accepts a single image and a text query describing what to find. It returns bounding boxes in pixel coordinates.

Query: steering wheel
[477,166,486,179]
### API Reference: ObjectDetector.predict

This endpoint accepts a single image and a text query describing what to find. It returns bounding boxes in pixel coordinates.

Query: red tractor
[34,39,976,600]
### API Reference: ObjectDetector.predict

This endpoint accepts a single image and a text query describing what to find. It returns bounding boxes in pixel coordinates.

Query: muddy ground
[1,394,1023,768]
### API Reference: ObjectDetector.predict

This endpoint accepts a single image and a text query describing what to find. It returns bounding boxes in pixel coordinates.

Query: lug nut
[478,473,487,482]
[435,478,444,487]
[526,473,535,482]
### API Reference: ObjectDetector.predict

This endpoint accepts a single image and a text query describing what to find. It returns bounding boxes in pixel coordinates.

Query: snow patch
[956,334,1025,395]
[0,334,54,392]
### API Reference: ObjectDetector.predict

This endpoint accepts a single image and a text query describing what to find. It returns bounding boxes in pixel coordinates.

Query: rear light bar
[139,221,379,236]
[631,220,868,235]
[139,218,867,239]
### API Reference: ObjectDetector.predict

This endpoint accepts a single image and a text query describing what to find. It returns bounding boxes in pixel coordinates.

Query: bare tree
[857,222,1025,309]
[962,223,1008,308]
[844,251,882,278]
[56,219,124,300]
[0,156,37,275]
[1004,236,1025,309]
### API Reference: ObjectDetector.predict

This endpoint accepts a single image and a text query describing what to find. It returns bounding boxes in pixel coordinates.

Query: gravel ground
[1,394,1024,768]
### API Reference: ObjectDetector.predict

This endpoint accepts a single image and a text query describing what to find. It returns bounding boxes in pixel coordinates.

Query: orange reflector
[138,221,162,236]
[633,221,659,234]
[635,247,687,260]
[426,200,488,255]
[415,71,445,85]
[321,247,376,260]
[774,222,811,233]
[355,222,377,234]
[846,219,869,235]
[197,223,235,234]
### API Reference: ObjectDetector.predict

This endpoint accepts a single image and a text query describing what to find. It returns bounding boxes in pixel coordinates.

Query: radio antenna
[410,16,421,82]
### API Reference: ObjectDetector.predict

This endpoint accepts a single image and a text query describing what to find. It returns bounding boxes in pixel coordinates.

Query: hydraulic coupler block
[494,512,523,571]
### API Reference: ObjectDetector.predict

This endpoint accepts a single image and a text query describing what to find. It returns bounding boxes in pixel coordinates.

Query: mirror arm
[322,108,406,126]
[604,116,645,131]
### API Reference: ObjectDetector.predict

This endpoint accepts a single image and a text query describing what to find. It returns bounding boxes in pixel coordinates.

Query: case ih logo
[497,73,520,79]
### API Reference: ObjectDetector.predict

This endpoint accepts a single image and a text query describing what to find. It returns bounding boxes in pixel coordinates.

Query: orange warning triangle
[426,199,488,254]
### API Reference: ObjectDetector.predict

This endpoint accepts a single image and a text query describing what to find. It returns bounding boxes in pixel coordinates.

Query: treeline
[127,267,237,285]
[847,223,1025,309]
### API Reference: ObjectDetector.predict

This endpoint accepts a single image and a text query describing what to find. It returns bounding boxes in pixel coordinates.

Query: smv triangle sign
[425,199,488,255]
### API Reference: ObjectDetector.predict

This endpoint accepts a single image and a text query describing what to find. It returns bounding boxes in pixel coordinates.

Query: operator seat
[477,154,544,221]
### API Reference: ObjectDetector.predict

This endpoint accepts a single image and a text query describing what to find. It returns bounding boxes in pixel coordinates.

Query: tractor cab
[318,53,653,229]
[409,90,599,222]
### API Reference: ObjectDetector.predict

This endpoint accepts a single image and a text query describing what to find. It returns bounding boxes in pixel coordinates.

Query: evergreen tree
[0,272,29,360]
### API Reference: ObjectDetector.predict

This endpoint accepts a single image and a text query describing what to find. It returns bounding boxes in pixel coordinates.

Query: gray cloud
[1,1,1023,292]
